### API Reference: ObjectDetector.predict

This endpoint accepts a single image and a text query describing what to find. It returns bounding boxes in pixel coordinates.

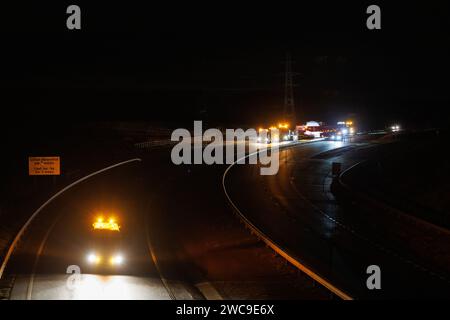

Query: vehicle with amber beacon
[257,123,296,144]
[84,216,125,272]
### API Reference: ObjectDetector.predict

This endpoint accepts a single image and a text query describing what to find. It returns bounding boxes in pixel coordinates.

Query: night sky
[2,2,450,131]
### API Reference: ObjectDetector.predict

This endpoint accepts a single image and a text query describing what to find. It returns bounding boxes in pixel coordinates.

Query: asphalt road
[2,141,332,300]
[224,140,450,298]
[6,138,446,299]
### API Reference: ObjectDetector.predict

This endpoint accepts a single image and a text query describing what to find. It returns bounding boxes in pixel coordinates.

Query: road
[4,138,447,299]
[1,140,331,300]
[223,140,450,298]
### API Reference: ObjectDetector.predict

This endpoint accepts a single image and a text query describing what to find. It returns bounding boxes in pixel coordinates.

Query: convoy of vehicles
[256,120,355,144]
[257,120,355,143]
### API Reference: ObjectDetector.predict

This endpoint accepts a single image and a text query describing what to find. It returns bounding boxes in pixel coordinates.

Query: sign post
[28,157,61,176]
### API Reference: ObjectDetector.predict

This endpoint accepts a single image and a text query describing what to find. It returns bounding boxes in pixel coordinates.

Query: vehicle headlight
[110,254,124,265]
[87,253,101,264]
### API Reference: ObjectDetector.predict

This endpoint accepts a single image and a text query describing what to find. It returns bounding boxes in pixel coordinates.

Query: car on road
[322,130,342,141]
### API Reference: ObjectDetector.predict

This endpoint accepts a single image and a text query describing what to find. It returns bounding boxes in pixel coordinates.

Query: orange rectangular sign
[28,157,61,176]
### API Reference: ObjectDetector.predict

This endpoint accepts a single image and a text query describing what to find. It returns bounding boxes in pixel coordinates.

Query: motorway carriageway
[0,140,329,300]
[3,138,447,299]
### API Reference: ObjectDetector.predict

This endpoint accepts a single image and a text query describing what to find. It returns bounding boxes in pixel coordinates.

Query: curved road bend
[3,145,333,300]
[224,140,450,298]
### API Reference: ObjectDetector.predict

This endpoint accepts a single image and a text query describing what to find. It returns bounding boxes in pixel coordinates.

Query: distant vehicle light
[331,135,336,140]
[349,127,355,134]
[283,134,289,140]
[87,253,101,264]
[110,254,124,265]
[93,217,120,231]
[341,129,348,135]
[257,136,262,142]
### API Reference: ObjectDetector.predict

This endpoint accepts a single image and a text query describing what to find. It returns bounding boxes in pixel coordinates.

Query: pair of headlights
[330,135,342,140]
[256,137,270,143]
[87,253,124,265]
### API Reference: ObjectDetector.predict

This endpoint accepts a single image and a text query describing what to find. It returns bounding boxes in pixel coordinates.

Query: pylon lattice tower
[283,53,296,125]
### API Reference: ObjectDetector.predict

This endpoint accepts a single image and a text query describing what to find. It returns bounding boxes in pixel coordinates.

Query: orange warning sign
[29,157,61,175]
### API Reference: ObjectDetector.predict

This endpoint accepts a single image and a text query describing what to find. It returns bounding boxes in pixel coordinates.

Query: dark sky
[2,2,450,131]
